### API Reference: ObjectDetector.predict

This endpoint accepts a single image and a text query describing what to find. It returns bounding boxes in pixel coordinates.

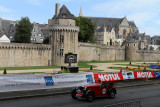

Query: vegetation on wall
[43,37,49,44]
[15,17,33,43]
[75,16,95,43]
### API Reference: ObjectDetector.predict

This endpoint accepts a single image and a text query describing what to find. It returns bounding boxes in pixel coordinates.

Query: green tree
[43,37,49,44]
[75,17,95,42]
[15,17,33,43]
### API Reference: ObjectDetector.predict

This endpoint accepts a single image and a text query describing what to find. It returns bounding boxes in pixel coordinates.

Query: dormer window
[62,13,67,18]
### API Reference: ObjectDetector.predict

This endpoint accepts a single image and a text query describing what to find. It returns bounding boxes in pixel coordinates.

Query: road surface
[1,85,160,107]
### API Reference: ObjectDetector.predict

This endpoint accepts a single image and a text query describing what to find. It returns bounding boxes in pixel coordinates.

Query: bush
[90,65,93,70]
[62,68,70,73]
[3,68,7,74]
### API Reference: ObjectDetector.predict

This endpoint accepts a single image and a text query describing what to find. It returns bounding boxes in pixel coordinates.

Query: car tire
[71,89,77,99]
[86,93,94,102]
[109,90,115,99]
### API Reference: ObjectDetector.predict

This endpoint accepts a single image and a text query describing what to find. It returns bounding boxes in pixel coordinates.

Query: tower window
[60,35,64,43]
[60,49,63,57]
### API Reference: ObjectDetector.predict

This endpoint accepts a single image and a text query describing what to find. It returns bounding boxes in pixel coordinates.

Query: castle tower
[48,3,79,66]
[79,7,83,16]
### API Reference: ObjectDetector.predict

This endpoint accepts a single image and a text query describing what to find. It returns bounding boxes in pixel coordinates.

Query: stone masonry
[48,4,79,66]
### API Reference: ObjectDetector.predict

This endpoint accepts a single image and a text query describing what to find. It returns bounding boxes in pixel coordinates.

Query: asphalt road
[0,85,160,107]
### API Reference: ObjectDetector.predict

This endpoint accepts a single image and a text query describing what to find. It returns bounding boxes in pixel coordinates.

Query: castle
[0,3,160,67]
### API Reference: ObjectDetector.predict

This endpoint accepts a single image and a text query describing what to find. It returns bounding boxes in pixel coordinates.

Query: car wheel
[86,93,94,102]
[109,90,115,99]
[71,89,77,99]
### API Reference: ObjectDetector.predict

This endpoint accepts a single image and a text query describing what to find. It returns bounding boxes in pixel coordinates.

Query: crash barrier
[149,65,157,68]
[94,73,123,82]
[134,71,155,79]
[94,71,160,82]
[104,100,141,107]
[0,73,94,92]
[149,64,160,69]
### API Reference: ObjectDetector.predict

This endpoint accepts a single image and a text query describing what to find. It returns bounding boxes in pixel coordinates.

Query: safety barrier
[104,100,141,107]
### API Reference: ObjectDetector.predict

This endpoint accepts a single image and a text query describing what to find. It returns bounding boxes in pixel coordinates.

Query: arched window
[123,29,126,35]
[110,39,112,46]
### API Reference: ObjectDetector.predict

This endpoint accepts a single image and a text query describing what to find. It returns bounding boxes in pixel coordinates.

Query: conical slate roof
[57,5,75,20]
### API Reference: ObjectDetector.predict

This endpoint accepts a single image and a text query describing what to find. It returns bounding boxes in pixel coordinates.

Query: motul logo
[137,72,153,78]
[98,74,120,81]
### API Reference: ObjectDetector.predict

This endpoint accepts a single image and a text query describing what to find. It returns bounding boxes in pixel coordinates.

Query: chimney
[55,3,60,17]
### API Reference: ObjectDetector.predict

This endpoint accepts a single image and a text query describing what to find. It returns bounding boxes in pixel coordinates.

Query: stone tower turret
[48,3,79,66]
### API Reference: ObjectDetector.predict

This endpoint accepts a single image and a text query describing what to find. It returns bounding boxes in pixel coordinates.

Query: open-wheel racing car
[71,80,117,102]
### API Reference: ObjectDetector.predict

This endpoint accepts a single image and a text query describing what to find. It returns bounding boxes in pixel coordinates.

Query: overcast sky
[0,0,160,36]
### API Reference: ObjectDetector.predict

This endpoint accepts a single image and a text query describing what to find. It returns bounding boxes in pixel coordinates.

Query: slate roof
[116,34,124,39]
[0,18,16,41]
[128,21,137,28]
[126,34,138,43]
[96,26,105,32]
[87,17,123,26]
[31,23,45,44]
[57,5,75,20]
[96,25,113,32]
[126,36,137,43]
[148,36,160,45]
[126,32,149,43]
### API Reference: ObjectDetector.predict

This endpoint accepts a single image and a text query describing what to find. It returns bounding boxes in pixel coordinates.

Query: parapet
[0,43,51,50]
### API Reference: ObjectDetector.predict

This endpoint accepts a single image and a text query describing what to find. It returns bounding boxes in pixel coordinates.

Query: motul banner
[94,73,123,82]
[134,71,155,79]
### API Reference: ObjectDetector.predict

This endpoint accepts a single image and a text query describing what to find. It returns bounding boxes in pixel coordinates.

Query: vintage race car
[71,81,117,102]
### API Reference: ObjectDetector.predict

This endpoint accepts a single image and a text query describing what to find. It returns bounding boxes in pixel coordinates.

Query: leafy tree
[43,37,49,44]
[15,17,33,43]
[75,17,95,42]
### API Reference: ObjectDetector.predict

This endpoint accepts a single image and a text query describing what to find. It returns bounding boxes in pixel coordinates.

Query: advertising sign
[94,73,123,82]
[0,73,94,92]
[65,53,77,63]
[134,71,155,79]
[122,71,135,80]
[154,71,160,78]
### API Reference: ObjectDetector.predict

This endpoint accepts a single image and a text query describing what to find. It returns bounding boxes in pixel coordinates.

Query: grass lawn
[0,66,60,71]
[83,70,104,72]
[78,62,97,68]
[79,60,157,64]
[108,67,130,71]
[17,72,44,74]
[0,60,158,71]
[0,62,95,71]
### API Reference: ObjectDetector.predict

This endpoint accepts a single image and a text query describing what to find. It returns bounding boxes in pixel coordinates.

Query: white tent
[0,34,10,43]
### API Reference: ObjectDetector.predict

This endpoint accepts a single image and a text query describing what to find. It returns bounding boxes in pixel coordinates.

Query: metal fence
[104,100,141,107]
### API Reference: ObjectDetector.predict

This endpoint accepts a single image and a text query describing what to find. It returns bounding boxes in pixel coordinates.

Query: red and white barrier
[134,71,155,79]
[94,73,123,82]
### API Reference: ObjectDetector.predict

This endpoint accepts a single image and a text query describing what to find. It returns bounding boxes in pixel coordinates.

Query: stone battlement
[0,43,51,50]
[79,42,125,49]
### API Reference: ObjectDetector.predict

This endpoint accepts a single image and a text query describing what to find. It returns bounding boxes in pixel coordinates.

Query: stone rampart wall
[126,48,160,61]
[0,43,51,67]
[78,42,125,61]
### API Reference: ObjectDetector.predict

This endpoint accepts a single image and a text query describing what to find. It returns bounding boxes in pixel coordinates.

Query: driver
[98,78,101,83]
